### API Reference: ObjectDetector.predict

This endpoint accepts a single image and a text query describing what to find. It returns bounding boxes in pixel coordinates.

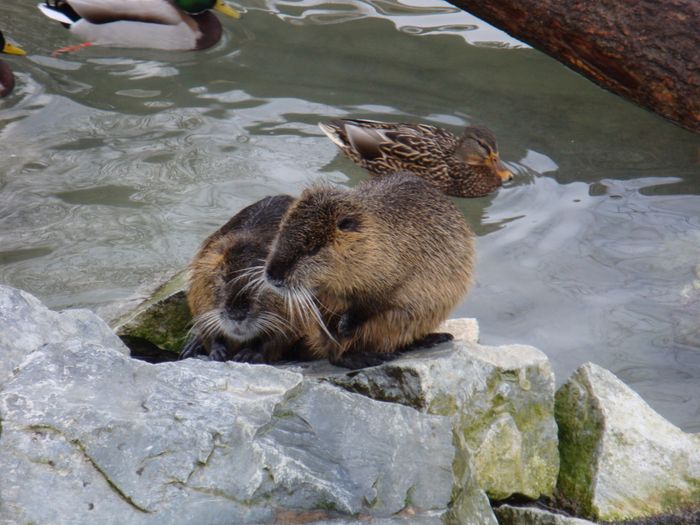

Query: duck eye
[474,139,491,155]
[337,216,360,232]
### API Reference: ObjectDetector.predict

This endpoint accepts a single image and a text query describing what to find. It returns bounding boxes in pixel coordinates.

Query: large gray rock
[0,284,128,386]
[0,340,463,524]
[555,362,700,522]
[0,286,500,524]
[319,324,559,501]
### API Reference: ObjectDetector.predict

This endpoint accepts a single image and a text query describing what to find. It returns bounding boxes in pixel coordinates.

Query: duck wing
[320,119,457,166]
[61,0,183,25]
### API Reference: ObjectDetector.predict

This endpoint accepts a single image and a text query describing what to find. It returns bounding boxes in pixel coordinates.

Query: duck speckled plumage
[38,0,240,51]
[319,118,514,198]
[0,31,26,98]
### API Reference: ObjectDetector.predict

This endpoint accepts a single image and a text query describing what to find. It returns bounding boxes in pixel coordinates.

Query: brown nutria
[264,171,475,369]
[318,119,513,198]
[180,194,302,363]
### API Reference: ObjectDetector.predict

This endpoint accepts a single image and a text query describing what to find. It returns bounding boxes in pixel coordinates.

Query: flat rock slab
[494,504,596,525]
[301,329,559,501]
[555,362,700,521]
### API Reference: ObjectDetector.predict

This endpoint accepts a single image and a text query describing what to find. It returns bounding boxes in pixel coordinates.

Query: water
[1,0,699,431]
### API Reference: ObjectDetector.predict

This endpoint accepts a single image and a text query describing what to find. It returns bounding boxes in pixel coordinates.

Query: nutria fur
[264,172,475,369]
[181,195,301,363]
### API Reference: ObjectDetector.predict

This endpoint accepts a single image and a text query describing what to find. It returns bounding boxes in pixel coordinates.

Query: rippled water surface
[2,0,699,430]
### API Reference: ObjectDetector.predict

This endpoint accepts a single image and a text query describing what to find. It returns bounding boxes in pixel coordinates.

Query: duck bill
[214,0,241,19]
[2,42,26,56]
[497,163,514,182]
[490,157,513,182]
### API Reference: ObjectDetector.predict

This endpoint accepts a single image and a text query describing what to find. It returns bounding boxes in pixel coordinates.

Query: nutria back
[265,172,474,368]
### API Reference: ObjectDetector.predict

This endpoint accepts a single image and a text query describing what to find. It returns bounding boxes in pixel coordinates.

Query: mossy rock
[110,270,191,357]
[555,363,700,521]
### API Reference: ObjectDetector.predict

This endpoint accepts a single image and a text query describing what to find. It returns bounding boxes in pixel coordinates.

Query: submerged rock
[555,362,700,522]
[312,320,559,501]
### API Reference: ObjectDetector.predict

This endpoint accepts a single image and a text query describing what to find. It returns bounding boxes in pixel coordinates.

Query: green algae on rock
[110,270,191,356]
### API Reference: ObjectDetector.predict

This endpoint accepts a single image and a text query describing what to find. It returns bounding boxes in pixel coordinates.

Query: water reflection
[1,0,699,431]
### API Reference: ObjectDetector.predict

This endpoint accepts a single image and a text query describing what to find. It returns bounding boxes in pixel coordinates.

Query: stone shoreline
[0,284,698,524]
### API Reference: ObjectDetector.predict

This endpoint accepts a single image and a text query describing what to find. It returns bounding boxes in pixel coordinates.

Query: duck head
[455,125,513,184]
[174,0,240,18]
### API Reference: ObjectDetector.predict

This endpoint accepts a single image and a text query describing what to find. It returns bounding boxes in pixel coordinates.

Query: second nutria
[180,195,301,363]
[264,172,475,369]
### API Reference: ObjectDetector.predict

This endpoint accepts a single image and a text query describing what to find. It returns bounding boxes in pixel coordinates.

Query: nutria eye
[337,217,360,232]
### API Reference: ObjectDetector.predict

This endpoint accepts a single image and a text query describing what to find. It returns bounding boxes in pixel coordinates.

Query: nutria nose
[265,261,287,289]
[227,308,247,322]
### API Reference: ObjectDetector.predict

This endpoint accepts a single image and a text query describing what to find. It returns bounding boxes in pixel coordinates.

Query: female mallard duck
[0,32,26,97]
[38,0,240,51]
[319,119,514,198]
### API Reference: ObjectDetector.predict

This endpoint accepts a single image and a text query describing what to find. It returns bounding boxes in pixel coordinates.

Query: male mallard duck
[319,119,514,198]
[0,31,26,97]
[38,0,240,51]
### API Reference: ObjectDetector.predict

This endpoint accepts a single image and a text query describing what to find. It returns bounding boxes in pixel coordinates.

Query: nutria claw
[329,351,398,370]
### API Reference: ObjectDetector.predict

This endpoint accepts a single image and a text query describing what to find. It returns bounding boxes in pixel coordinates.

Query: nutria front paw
[208,339,230,362]
[329,351,398,370]
[231,347,267,364]
[336,313,354,338]
[179,337,205,360]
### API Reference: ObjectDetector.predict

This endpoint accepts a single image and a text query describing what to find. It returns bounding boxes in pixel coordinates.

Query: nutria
[318,119,513,198]
[180,194,301,363]
[264,171,475,369]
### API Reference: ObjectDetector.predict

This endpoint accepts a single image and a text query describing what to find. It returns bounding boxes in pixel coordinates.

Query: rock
[439,317,480,344]
[315,332,559,501]
[0,284,128,387]
[555,362,700,521]
[1,286,497,524]
[494,504,596,524]
[109,270,191,354]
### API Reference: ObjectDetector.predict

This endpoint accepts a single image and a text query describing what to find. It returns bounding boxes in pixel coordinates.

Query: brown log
[447,0,700,134]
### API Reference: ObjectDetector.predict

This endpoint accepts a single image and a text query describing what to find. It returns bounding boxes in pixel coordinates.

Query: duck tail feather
[318,122,347,148]
[38,2,80,26]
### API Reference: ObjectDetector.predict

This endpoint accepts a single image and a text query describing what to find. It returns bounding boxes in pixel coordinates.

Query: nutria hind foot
[400,332,454,353]
[329,351,399,370]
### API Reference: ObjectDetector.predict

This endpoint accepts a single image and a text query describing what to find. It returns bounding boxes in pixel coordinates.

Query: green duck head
[173,0,240,18]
